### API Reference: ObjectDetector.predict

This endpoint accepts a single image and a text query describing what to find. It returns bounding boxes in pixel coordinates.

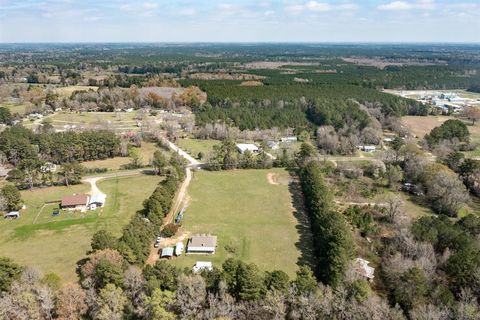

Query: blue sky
[0,0,479,42]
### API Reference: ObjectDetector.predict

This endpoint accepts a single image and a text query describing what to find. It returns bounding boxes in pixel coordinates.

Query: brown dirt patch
[240,80,263,86]
[267,172,290,186]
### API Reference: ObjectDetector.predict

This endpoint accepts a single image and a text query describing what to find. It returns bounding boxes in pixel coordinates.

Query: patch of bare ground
[240,80,263,86]
[267,172,291,185]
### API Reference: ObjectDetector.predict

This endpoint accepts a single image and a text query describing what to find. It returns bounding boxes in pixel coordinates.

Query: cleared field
[82,142,160,171]
[402,115,480,144]
[176,138,220,158]
[0,174,160,283]
[402,115,454,139]
[53,85,99,97]
[0,102,28,115]
[169,168,312,277]
[23,111,163,133]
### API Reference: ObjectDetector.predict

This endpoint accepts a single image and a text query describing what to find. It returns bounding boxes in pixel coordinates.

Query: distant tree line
[0,126,120,165]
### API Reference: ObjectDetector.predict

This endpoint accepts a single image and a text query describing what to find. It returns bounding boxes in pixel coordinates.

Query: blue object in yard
[161,247,174,258]
[175,208,185,224]
[52,210,60,216]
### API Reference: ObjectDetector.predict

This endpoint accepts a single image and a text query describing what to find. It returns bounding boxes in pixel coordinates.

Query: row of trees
[3,250,429,320]
[205,140,274,171]
[108,151,186,265]
[0,126,120,165]
[300,161,354,286]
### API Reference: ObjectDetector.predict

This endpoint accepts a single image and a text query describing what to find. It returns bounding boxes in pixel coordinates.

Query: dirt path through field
[145,139,202,265]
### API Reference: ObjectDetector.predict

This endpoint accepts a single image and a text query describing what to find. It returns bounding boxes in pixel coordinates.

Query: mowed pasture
[24,111,164,133]
[82,142,160,172]
[0,174,161,283]
[0,102,29,116]
[169,168,313,277]
[176,138,221,158]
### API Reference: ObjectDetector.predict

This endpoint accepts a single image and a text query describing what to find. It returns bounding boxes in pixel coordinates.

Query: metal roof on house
[188,235,217,248]
[236,143,259,153]
[61,194,89,207]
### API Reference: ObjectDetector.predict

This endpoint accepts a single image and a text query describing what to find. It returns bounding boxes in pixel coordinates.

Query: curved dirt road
[145,140,202,265]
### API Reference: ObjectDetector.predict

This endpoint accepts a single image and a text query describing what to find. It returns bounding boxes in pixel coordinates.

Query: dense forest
[180,80,426,130]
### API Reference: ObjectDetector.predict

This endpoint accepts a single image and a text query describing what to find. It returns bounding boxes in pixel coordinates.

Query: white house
[192,261,213,273]
[281,136,297,143]
[187,235,217,254]
[236,143,259,154]
[40,162,57,173]
[61,194,90,212]
[354,258,375,281]
[358,145,376,152]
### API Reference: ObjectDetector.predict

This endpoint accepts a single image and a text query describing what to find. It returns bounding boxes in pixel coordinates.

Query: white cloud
[178,7,196,16]
[142,2,158,10]
[285,1,357,14]
[305,1,331,12]
[378,0,435,11]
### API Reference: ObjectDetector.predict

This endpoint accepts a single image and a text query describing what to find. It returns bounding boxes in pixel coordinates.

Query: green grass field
[24,111,164,133]
[82,142,160,172]
[176,138,220,158]
[0,174,160,283]
[169,168,312,277]
[0,102,28,116]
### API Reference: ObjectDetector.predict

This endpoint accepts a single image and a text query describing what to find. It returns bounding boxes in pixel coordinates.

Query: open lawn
[82,142,160,171]
[402,115,480,157]
[168,168,313,277]
[24,111,164,133]
[0,102,28,116]
[402,115,454,140]
[0,174,160,283]
[176,138,220,158]
[53,85,99,98]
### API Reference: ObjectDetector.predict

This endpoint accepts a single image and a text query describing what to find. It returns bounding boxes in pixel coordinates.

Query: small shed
[187,235,217,254]
[4,211,20,219]
[236,143,259,154]
[192,261,213,273]
[161,247,174,258]
[175,242,184,256]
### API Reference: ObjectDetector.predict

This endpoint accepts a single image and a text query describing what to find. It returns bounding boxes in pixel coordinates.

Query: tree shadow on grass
[287,169,317,272]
